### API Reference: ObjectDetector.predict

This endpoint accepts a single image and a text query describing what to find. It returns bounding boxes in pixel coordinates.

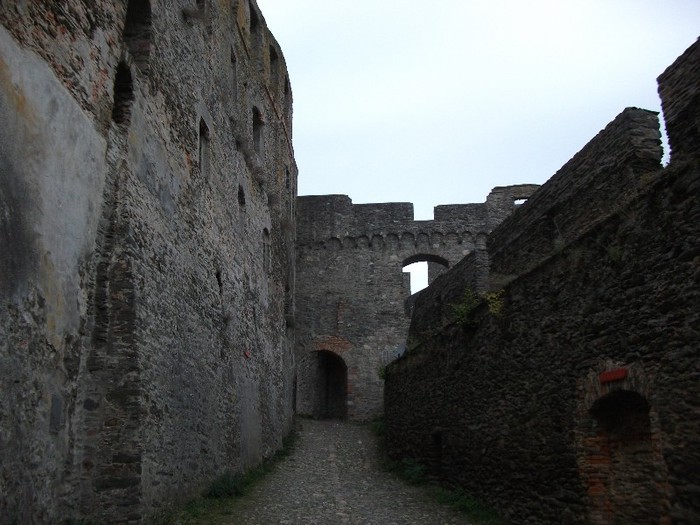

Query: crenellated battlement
[297,184,539,246]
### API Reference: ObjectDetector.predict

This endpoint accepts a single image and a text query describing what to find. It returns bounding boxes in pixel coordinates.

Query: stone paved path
[222,419,474,525]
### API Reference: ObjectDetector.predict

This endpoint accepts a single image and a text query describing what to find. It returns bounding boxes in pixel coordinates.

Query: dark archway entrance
[314,350,347,419]
[584,390,668,524]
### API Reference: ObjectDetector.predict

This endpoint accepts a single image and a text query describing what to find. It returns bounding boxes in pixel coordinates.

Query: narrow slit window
[249,2,261,59]
[253,107,264,154]
[263,228,271,274]
[269,45,279,93]
[199,118,211,179]
[123,0,152,72]
[238,185,246,207]
[231,48,238,103]
[111,62,134,126]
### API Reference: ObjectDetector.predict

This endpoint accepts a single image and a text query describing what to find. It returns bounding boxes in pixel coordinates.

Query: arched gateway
[314,350,348,419]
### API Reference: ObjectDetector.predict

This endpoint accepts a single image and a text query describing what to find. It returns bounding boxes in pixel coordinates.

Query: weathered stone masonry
[294,185,538,421]
[385,38,700,524]
[2,3,697,525]
[1,1,296,523]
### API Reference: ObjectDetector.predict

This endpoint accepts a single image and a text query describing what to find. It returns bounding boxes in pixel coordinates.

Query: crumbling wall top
[488,107,662,278]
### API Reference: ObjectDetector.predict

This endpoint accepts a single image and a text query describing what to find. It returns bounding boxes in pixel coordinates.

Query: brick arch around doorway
[575,362,671,524]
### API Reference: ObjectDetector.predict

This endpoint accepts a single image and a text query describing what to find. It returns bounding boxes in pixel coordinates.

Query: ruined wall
[295,185,537,421]
[0,1,297,522]
[385,39,700,524]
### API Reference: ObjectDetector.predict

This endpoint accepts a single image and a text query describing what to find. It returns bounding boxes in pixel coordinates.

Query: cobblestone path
[222,419,474,525]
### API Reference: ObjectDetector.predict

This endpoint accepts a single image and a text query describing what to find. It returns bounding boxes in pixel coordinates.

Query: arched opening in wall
[402,254,449,294]
[123,0,152,72]
[252,106,264,154]
[111,62,134,126]
[514,198,527,206]
[584,390,666,523]
[314,350,347,420]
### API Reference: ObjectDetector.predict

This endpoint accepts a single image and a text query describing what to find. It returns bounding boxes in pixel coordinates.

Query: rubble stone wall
[384,39,700,524]
[295,185,538,421]
[0,1,297,522]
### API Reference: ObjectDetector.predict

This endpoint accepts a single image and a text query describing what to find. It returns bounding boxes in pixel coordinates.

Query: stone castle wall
[384,38,700,524]
[295,185,538,421]
[0,1,296,523]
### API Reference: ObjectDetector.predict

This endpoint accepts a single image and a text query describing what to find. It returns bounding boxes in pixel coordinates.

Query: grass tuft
[435,487,508,524]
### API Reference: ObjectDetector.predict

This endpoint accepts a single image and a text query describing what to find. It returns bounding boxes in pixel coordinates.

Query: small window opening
[111,62,134,126]
[252,106,264,154]
[514,198,528,206]
[285,166,291,190]
[238,185,246,207]
[284,76,292,124]
[230,48,238,103]
[269,45,279,92]
[215,269,223,297]
[123,0,152,71]
[263,228,271,274]
[249,2,261,58]
[199,118,210,179]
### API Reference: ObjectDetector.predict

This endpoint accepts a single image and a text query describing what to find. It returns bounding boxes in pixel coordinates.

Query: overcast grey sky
[256,0,698,290]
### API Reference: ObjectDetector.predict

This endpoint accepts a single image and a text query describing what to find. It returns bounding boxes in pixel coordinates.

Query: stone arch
[402,253,450,291]
[400,232,415,249]
[576,365,670,524]
[460,231,476,251]
[402,253,449,268]
[416,232,430,248]
[385,233,399,249]
[445,231,459,245]
[313,350,347,419]
[370,234,384,250]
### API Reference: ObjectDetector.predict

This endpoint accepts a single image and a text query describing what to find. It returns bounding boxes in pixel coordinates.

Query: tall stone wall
[385,39,700,524]
[295,185,538,421]
[0,1,297,523]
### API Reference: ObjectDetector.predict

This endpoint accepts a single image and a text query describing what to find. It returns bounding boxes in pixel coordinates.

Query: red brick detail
[599,368,628,384]
[313,335,352,354]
